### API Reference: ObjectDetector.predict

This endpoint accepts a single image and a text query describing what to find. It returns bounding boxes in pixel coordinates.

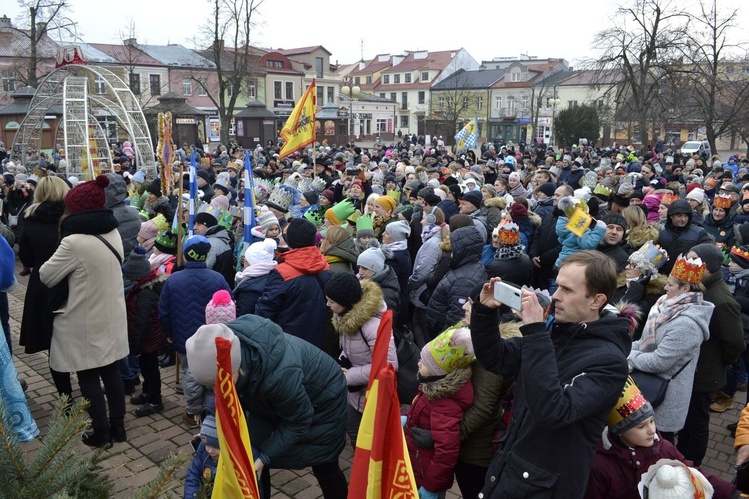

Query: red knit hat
[685,182,702,195]
[65,174,110,214]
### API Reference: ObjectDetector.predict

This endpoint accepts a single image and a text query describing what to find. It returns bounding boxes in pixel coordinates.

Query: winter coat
[332,281,397,412]
[158,262,231,354]
[555,217,606,268]
[584,429,735,499]
[405,368,474,493]
[126,270,166,355]
[105,173,141,257]
[485,253,533,286]
[324,237,359,274]
[204,225,232,271]
[657,219,712,273]
[628,297,714,432]
[692,272,745,393]
[624,223,660,254]
[230,314,347,469]
[470,303,633,499]
[254,246,331,348]
[703,212,736,251]
[484,197,506,232]
[426,226,487,335]
[18,201,64,354]
[184,442,217,499]
[529,209,562,281]
[611,274,667,340]
[234,274,270,317]
[39,209,129,373]
[534,197,555,220]
[598,242,629,273]
[386,246,411,326]
[370,265,401,314]
[409,228,444,309]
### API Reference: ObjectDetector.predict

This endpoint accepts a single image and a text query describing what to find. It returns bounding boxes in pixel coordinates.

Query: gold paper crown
[670,255,706,284]
[660,192,679,205]
[731,246,749,261]
[497,221,520,246]
[742,191,749,202]
[714,193,732,209]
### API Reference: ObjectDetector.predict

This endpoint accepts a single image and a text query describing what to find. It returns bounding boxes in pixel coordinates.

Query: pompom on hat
[638,460,713,499]
[420,327,476,376]
[607,376,655,436]
[205,290,236,324]
[244,238,277,266]
[64,174,109,213]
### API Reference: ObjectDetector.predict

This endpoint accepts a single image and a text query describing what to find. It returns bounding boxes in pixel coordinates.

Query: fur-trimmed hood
[626,223,660,251]
[483,196,506,209]
[421,366,473,401]
[331,279,385,336]
[616,272,668,296]
[528,210,542,227]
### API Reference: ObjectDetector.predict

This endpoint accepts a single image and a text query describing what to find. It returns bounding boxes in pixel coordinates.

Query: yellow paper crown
[714,193,732,209]
[670,255,706,284]
[607,376,651,429]
[660,192,679,205]
[731,246,749,261]
[593,184,612,197]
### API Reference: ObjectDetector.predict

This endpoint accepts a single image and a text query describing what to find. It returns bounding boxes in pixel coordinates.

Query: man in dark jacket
[471,250,632,499]
[105,173,140,257]
[597,213,629,273]
[529,184,572,292]
[657,199,712,273]
[677,244,745,466]
[255,218,331,348]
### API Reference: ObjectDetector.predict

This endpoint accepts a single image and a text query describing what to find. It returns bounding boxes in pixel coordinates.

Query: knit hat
[603,213,628,231]
[205,290,236,324]
[324,272,363,311]
[461,190,483,210]
[200,415,220,449]
[153,230,178,255]
[495,221,524,260]
[536,182,556,198]
[384,220,411,241]
[508,202,528,219]
[146,178,162,197]
[666,199,692,217]
[730,245,749,270]
[607,376,655,436]
[244,238,277,266]
[357,248,386,272]
[689,243,723,274]
[356,216,375,238]
[185,323,242,386]
[420,327,476,376]
[132,170,145,184]
[211,194,230,212]
[195,212,218,228]
[375,195,397,214]
[685,188,705,205]
[122,245,151,281]
[320,189,335,204]
[423,192,441,207]
[64,174,109,214]
[303,190,319,205]
[256,210,279,235]
[285,218,317,248]
[183,235,211,262]
[639,461,713,499]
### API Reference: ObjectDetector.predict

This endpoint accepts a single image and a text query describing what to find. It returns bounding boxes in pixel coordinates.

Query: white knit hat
[685,188,705,205]
[244,238,277,266]
[185,323,241,386]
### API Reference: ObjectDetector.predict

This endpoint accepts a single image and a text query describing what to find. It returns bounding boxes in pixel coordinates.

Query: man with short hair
[598,213,629,273]
[458,190,488,242]
[471,251,632,498]
[657,199,712,273]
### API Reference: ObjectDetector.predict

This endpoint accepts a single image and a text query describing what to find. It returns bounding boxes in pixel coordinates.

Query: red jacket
[585,429,735,499]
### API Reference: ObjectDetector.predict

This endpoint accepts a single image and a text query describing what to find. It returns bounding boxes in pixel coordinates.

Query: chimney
[36,21,47,35]
[214,39,225,51]
[124,38,137,47]
[0,15,11,33]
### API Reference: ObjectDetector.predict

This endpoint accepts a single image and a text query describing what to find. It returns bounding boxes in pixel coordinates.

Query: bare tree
[428,68,482,146]
[117,21,160,108]
[13,0,78,87]
[587,0,688,147]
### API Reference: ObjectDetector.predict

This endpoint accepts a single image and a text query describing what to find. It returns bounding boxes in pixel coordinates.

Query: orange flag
[348,310,419,499]
[278,79,317,158]
[212,337,260,498]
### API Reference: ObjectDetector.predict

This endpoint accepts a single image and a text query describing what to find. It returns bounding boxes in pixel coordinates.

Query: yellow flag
[278,79,317,158]
[565,206,593,237]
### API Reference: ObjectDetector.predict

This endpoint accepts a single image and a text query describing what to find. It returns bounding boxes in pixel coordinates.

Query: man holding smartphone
[470,250,632,498]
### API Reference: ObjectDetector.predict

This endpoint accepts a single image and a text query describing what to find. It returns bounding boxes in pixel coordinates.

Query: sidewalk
[6,260,738,497]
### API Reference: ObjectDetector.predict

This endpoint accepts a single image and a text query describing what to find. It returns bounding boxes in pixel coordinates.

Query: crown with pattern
[628,240,669,277]
[660,192,679,205]
[713,193,732,209]
[607,376,654,436]
[283,172,302,191]
[311,177,327,193]
[153,230,178,255]
[422,327,476,375]
[266,185,294,213]
[229,205,242,218]
[593,184,612,197]
[497,221,520,246]
[253,177,273,204]
[303,207,323,227]
[670,255,706,284]
[198,202,224,220]
[731,245,749,261]
[583,171,599,189]
[214,175,231,193]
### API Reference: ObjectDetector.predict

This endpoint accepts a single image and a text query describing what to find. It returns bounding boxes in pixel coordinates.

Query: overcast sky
[7,0,749,67]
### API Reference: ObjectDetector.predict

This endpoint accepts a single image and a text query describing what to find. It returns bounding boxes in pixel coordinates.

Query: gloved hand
[418,486,439,499]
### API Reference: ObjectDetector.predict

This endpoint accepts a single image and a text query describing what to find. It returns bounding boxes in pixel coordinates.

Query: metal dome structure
[12,46,156,179]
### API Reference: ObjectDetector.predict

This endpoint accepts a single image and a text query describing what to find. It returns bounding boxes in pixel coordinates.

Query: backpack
[393,326,420,406]
[213,249,236,289]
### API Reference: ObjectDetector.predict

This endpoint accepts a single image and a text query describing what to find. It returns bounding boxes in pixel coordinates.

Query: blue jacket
[158,262,232,354]
[555,217,606,268]
[234,274,270,317]
[255,246,331,348]
[184,443,217,499]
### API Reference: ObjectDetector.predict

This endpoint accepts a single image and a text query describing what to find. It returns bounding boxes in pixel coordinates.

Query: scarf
[421,223,443,243]
[149,252,173,271]
[234,260,278,283]
[383,240,407,252]
[495,244,525,261]
[638,291,703,352]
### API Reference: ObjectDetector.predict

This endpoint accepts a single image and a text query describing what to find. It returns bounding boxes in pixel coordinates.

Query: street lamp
[341,78,360,145]
[549,98,561,148]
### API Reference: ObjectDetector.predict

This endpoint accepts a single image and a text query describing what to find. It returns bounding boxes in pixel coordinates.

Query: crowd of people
[2,136,749,498]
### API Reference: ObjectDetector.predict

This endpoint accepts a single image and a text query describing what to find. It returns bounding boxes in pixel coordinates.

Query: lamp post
[341,78,360,145]
[549,98,561,148]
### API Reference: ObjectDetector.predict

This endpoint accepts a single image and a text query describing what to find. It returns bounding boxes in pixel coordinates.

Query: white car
[681,140,710,157]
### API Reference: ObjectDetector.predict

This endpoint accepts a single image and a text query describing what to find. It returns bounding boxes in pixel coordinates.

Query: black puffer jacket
[657,201,712,273]
[426,226,487,335]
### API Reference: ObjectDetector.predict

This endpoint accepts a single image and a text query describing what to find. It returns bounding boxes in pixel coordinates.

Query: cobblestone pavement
[6,262,738,497]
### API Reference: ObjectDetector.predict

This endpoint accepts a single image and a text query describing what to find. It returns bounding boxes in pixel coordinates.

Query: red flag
[367,309,392,392]
[213,337,260,498]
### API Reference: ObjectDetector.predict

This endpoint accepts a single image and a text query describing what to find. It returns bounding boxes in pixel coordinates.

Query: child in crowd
[404,327,475,499]
[555,196,606,268]
[584,376,736,498]
[184,415,219,498]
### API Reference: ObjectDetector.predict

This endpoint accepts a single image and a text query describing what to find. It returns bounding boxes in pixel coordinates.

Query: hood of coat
[483,196,506,210]
[26,200,65,223]
[528,210,543,227]
[552,312,633,358]
[626,223,661,252]
[666,298,714,343]
[600,426,662,456]
[421,366,473,401]
[371,265,399,292]
[449,226,483,268]
[105,173,128,207]
[278,246,330,274]
[325,237,359,265]
[616,272,668,296]
[232,315,287,391]
[332,280,386,336]
[205,224,231,244]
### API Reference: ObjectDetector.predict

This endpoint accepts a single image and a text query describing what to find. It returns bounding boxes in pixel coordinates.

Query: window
[521,96,529,110]
[383,75,390,84]
[511,71,521,82]
[596,99,604,110]
[129,73,140,95]
[376,119,388,133]
[355,76,361,85]
[405,73,411,83]
[317,85,323,104]
[380,93,386,98]
[285,82,294,100]
[394,74,400,84]
[1,70,15,92]
[567,100,578,108]
[327,86,334,103]
[182,79,192,96]
[400,115,409,128]
[477,96,483,111]
[228,83,239,97]
[401,92,408,109]
[94,75,106,95]
[462,97,469,109]
[274,81,282,99]
[247,79,256,98]
[545,97,551,108]
[418,91,425,104]
[266,60,283,68]
[438,97,445,108]
[316,57,324,78]
[742,67,749,74]
[390,92,396,101]
[447,97,454,107]
[507,98,516,112]
[149,74,161,95]
[421,71,429,81]
[197,79,208,96]
[495,96,502,109]
[365,76,372,84]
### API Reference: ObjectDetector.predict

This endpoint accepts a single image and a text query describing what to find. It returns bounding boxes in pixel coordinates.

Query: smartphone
[493,281,523,311]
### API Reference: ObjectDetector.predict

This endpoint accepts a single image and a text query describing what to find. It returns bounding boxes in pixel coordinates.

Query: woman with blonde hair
[321,225,359,274]
[622,205,659,253]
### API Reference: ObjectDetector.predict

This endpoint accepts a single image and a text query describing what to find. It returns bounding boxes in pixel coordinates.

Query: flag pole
[188,151,197,236]
[243,150,255,245]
